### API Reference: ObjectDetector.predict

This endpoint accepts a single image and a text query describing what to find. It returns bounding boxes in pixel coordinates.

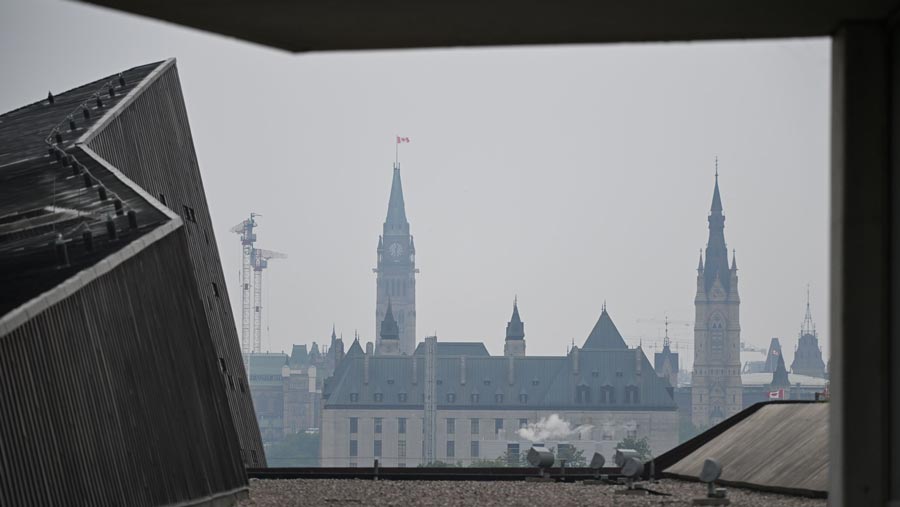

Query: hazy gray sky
[2,0,830,369]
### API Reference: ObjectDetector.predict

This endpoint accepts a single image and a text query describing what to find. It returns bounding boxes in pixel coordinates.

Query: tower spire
[384,166,408,230]
[704,167,729,292]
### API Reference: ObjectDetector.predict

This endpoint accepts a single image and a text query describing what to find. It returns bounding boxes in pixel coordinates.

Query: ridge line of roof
[0,145,182,338]
[0,60,167,120]
[77,59,174,146]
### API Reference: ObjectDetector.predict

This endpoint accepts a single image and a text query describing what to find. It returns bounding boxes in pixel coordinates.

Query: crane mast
[230,213,258,354]
[250,248,287,353]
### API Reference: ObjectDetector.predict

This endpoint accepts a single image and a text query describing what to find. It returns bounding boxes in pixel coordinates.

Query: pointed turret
[378,299,401,355]
[384,165,409,233]
[731,250,738,271]
[698,251,704,273]
[771,353,790,388]
[504,297,526,357]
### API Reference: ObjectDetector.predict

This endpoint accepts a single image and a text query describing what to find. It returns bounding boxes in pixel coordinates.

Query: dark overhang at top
[76,0,899,53]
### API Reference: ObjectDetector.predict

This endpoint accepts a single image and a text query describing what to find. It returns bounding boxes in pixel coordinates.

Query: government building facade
[320,166,679,466]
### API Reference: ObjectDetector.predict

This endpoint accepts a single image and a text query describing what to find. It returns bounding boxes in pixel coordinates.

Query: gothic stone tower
[692,172,742,428]
[375,165,417,355]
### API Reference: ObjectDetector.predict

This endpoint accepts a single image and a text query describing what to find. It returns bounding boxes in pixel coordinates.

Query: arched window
[625,385,640,404]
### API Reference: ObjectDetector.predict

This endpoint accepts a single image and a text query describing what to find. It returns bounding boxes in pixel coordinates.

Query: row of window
[348,439,478,459]
[349,417,527,435]
[349,386,641,404]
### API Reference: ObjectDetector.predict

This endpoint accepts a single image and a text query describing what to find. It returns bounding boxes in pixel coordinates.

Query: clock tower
[691,170,742,428]
[375,164,417,355]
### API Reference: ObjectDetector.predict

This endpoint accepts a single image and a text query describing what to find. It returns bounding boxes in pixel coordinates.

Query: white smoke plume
[517,414,593,442]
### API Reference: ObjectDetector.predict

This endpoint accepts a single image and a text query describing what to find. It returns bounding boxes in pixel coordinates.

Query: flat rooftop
[240,478,825,506]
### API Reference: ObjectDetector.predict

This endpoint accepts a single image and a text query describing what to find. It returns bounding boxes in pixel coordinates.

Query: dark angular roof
[413,342,490,357]
[703,174,731,293]
[0,62,171,317]
[764,338,783,373]
[581,309,628,350]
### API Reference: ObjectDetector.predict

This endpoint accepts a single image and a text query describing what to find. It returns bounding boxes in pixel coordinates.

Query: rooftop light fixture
[694,458,730,505]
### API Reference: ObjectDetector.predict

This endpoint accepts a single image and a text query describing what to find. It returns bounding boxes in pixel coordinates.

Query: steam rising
[517,414,593,442]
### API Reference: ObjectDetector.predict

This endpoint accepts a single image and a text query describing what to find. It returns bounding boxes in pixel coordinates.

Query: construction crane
[250,248,287,353]
[230,213,258,354]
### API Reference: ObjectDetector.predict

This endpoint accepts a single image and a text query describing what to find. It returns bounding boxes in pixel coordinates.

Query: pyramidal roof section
[384,165,408,227]
[582,308,629,350]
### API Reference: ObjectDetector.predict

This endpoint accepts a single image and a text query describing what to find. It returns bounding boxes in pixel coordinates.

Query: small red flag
[396,136,410,144]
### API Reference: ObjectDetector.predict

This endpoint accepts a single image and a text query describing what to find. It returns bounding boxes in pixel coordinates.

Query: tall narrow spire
[697,250,704,272]
[384,165,408,231]
[802,284,815,335]
[704,168,729,292]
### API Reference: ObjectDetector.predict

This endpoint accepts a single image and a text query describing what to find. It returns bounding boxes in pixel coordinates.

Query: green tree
[615,436,652,461]
[265,431,321,467]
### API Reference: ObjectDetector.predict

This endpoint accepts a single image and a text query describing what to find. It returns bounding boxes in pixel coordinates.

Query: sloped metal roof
[662,402,828,496]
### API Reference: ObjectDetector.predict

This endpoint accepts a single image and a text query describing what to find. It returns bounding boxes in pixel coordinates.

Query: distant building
[0,60,256,504]
[320,304,678,467]
[654,326,680,388]
[374,165,417,355]
[790,295,827,378]
[692,172,743,427]
[246,329,344,444]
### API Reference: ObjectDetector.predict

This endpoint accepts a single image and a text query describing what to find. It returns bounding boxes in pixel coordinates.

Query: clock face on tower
[388,242,404,258]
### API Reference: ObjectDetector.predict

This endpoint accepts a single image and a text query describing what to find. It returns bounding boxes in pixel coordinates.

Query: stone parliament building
[318,165,680,466]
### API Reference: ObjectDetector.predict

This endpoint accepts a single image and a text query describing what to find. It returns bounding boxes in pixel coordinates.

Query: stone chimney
[460,356,466,385]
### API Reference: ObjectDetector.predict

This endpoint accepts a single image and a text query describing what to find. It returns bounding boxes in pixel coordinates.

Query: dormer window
[398,392,408,402]
[374,392,384,402]
[349,393,359,402]
[387,379,395,385]
[532,378,540,386]
[483,379,491,386]
[625,385,640,404]
[575,384,591,404]
[471,393,480,404]
[600,385,615,404]
[436,379,443,385]
[446,393,456,403]
[519,393,528,404]
[495,393,504,404]
[592,370,600,378]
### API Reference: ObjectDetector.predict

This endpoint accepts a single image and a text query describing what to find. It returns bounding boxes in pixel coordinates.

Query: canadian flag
[396,136,410,144]
[768,388,785,400]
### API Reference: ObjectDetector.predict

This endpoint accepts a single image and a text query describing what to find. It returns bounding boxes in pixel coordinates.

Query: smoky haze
[0,0,830,370]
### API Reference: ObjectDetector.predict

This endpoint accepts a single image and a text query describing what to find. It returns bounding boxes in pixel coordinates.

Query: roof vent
[118,73,126,87]
[68,116,76,132]
[82,229,94,252]
[83,173,93,188]
[54,131,63,144]
[105,216,117,240]
[47,91,54,105]
[98,187,107,201]
[95,96,103,109]
[127,210,138,230]
[108,85,115,98]
[114,199,123,216]
[82,107,91,120]
[53,234,69,267]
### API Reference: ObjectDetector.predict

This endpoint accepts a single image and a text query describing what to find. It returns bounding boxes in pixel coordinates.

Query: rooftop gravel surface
[240,478,826,506]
